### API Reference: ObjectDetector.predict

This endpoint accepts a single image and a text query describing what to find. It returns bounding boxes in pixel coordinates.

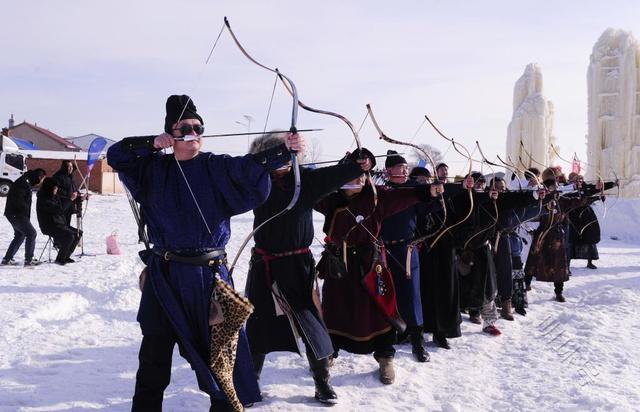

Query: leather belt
[254,247,311,258]
[153,247,227,267]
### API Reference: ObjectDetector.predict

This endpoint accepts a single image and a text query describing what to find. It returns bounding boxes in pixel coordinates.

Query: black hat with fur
[164,95,203,134]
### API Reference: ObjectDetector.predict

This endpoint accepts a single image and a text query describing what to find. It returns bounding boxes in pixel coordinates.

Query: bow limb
[276,73,377,209]
[460,142,499,250]
[525,143,559,249]
[505,154,545,224]
[423,114,474,249]
[550,143,599,236]
[277,73,361,149]
[277,74,378,249]
[476,141,515,187]
[365,104,447,245]
[519,140,553,175]
[579,150,619,220]
[365,105,438,171]
[223,17,302,275]
[550,143,615,238]
[496,154,526,190]
[550,142,604,185]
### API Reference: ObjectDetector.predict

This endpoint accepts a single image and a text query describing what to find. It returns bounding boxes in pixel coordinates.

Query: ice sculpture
[587,28,640,197]
[506,63,557,178]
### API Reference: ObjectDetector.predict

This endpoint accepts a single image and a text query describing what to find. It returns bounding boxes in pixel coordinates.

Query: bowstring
[408,117,427,144]
[262,72,279,135]
[172,22,227,241]
[348,111,370,151]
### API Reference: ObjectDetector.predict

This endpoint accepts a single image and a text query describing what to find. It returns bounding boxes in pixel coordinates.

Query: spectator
[36,177,82,265]
[2,168,46,266]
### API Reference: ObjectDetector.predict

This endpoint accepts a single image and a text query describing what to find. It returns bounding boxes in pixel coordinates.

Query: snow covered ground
[1,194,639,411]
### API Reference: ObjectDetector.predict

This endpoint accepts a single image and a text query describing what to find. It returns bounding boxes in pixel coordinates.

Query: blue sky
[2,0,639,171]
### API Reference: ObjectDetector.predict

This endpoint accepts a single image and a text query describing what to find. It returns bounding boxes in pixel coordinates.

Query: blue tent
[9,136,38,150]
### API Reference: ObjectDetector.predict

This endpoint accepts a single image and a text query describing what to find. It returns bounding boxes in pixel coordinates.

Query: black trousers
[4,215,37,262]
[132,335,234,412]
[554,281,564,295]
[49,226,81,262]
[132,335,175,411]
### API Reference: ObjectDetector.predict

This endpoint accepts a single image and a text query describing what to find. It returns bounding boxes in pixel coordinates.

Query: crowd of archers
[105,95,618,411]
[3,94,615,411]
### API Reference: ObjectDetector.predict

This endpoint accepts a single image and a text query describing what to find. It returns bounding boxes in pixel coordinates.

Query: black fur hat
[164,95,204,134]
[384,150,407,168]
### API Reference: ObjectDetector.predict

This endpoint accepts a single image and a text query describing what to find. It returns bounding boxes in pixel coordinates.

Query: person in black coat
[418,176,474,349]
[2,168,46,266]
[36,178,82,265]
[245,133,371,404]
[567,173,614,270]
[52,160,83,226]
[458,173,544,335]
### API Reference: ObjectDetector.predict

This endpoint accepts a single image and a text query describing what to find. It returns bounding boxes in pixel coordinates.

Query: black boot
[554,282,565,302]
[468,309,482,324]
[252,352,265,381]
[210,398,235,412]
[306,352,338,404]
[433,333,450,350]
[409,326,430,362]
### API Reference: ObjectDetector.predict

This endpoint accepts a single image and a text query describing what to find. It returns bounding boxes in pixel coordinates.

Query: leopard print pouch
[209,274,254,412]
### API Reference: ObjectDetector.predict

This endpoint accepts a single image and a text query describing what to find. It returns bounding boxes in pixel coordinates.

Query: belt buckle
[208,257,225,267]
[163,251,170,261]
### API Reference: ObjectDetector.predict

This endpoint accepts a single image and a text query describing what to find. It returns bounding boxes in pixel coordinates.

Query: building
[25,154,124,195]
[5,117,82,152]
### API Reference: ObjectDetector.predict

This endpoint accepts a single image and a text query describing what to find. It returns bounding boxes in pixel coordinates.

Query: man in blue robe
[107,95,304,411]
[380,151,439,363]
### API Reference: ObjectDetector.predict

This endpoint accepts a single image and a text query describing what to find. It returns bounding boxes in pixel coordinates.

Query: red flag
[572,153,581,174]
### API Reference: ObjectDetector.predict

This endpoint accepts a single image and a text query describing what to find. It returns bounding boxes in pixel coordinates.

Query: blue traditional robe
[108,140,290,405]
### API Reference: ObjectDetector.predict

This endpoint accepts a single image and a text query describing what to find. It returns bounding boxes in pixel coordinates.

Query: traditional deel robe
[314,183,431,354]
[107,139,290,406]
[568,182,614,260]
[419,184,468,339]
[458,191,540,310]
[493,192,549,302]
[492,198,542,301]
[380,181,441,329]
[525,193,594,284]
[493,208,519,301]
[245,162,362,360]
[568,203,600,260]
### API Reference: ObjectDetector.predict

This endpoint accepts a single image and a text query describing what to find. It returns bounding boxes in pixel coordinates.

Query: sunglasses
[173,124,205,136]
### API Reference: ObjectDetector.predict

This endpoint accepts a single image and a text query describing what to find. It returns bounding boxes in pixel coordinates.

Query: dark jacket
[246,162,363,359]
[36,190,71,235]
[52,168,76,199]
[52,168,77,216]
[4,174,34,218]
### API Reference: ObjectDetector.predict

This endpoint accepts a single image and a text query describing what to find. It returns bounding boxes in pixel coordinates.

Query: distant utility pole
[235,114,254,150]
